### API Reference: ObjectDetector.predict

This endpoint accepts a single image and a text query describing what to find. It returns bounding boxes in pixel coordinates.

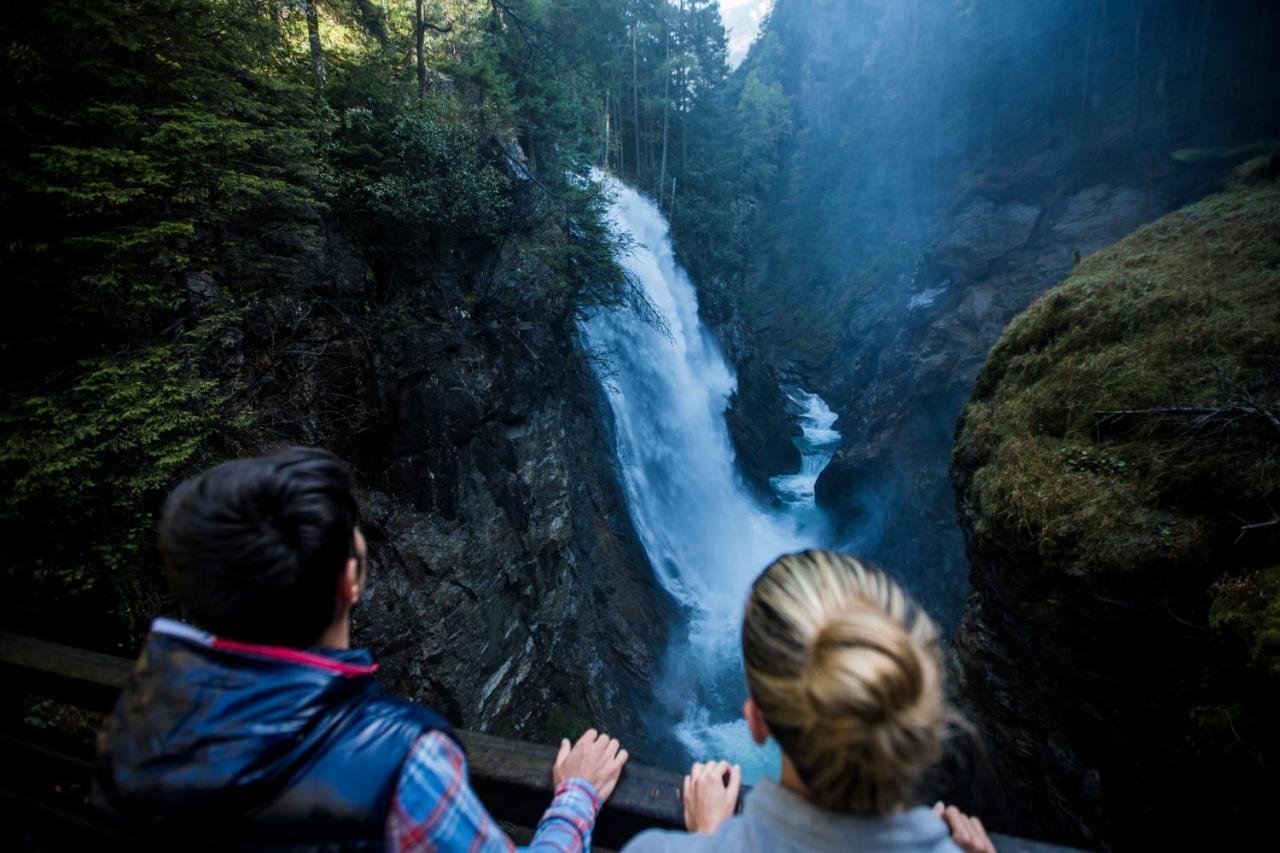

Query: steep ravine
[694,142,1249,630]
[702,144,1271,845]
[951,154,1280,849]
[810,143,1244,629]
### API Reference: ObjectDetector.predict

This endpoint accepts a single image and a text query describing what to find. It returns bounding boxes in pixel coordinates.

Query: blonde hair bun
[805,605,924,722]
[743,550,951,815]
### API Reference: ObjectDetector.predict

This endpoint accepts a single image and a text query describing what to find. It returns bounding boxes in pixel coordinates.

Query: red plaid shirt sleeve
[387,731,601,852]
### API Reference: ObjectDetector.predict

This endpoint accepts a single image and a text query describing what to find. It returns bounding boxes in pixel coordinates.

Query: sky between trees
[720,0,771,65]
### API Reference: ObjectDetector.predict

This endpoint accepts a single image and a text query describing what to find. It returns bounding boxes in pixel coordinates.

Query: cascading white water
[581,177,839,780]
[771,387,842,512]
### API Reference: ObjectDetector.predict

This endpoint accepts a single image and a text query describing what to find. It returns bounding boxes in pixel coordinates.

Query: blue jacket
[93,617,454,850]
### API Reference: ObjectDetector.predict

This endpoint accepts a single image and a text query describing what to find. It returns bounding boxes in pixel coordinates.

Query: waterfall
[580,177,840,780]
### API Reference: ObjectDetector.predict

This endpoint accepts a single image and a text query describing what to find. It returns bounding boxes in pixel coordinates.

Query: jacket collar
[150,616,378,677]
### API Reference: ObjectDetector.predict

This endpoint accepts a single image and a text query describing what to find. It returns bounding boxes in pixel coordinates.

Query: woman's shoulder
[620,819,743,853]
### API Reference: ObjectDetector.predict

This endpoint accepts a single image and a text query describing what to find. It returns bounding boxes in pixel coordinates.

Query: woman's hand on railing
[682,760,741,835]
[553,728,629,802]
[933,802,996,853]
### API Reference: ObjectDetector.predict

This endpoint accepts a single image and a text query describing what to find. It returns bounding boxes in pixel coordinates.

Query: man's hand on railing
[681,760,741,835]
[553,728,629,802]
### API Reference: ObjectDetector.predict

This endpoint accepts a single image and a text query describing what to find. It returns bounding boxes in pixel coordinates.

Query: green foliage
[1056,445,1128,477]
[2,344,221,512]
[1211,567,1280,681]
[955,158,1280,575]
[2,0,322,350]
[323,74,512,257]
[0,0,685,643]
[0,312,238,634]
[735,69,791,197]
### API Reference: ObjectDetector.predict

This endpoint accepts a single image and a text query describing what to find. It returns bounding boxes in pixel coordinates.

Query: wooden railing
[0,631,681,850]
[0,632,1078,852]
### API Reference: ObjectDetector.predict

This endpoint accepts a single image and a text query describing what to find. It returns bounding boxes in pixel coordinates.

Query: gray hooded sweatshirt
[621,777,962,853]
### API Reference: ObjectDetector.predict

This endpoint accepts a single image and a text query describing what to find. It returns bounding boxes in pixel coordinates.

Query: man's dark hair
[158,447,360,647]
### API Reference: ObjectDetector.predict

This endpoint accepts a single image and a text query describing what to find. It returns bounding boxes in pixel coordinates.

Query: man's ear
[336,553,360,606]
[743,697,770,746]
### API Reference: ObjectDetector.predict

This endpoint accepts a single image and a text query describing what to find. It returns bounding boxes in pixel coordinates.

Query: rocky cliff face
[692,269,802,502]
[950,154,1280,849]
[228,230,669,747]
[355,311,668,742]
[808,141,1240,628]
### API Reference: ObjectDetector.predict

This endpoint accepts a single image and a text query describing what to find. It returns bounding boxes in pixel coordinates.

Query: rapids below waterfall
[580,178,841,780]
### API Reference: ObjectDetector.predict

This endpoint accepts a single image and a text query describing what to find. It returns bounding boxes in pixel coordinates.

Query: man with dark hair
[95,447,628,851]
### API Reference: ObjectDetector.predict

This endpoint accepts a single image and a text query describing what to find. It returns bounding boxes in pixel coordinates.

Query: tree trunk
[416,0,427,98]
[1080,1,1095,118]
[1257,0,1275,126]
[351,0,389,47]
[1195,0,1212,120]
[632,22,642,184]
[603,89,611,169]
[678,0,687,176]
[1157,2,1173,99]
[1182,2,1196,76]
[304,0,325,99]
[617,83,625,176]
[658,11,671,206]
[1131,0,1144,139]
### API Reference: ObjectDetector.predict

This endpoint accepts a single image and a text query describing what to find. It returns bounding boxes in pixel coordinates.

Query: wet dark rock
[230,237,669,749]
[724,353,802,501]
[185,271,219,305]
[692,278,801,503]
[352,308,669,743]
[934,198,1040,273]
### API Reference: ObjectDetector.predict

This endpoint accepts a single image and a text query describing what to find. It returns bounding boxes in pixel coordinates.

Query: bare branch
[1095,403,1280,437]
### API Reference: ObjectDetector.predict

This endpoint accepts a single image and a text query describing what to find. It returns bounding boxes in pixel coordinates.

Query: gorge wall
[952,154,1280,849]
[142,211,671,745]
[350,285,668,743]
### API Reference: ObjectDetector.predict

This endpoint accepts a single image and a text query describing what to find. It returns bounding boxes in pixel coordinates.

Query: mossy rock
[955,153,1280,577]
[1211,565,1280,681]
[951,154,1280,846]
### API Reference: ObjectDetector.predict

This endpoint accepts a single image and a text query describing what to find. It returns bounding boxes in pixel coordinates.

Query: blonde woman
[624,550,994,853]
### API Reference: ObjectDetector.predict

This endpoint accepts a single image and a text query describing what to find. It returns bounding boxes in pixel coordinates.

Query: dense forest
[0,0,729,648]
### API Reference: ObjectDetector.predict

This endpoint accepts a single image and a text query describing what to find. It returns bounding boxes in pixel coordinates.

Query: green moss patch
[955,154,1280,576]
